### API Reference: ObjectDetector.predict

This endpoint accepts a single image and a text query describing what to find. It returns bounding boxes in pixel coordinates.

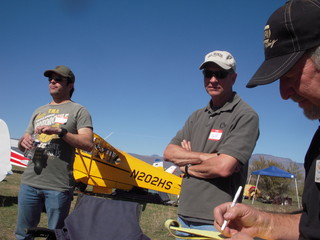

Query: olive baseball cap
[247,0,320,88]
[44,65,75,83]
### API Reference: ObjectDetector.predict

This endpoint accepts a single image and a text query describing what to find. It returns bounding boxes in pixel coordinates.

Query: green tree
[248,156,297,200]
[286,162,304,196]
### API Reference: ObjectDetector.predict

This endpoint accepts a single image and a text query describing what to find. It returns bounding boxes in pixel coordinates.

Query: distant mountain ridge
[250,153,304,168]
[130,152,305,177]
[12,137,304,171]
[10,137,305,177]
[247,154,305,179]
[129,153,166,166]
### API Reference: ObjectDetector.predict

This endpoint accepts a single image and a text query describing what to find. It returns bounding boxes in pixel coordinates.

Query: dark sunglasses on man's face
[48,76,65,83]
[202,69,231,79]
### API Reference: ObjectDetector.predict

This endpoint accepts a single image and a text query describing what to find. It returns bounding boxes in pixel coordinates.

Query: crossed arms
[163,140,240,179]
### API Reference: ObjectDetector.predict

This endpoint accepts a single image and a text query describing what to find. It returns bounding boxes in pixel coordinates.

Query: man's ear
[68,82,74,88]
[231,73,237,85]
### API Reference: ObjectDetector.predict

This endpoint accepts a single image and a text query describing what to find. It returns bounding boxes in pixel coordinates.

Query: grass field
[0,167,302,240]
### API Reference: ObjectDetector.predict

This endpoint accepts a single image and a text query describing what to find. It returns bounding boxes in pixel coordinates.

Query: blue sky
[1,0,318,163]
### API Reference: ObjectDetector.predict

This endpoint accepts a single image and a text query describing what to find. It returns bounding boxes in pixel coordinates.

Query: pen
[221,186,243,231]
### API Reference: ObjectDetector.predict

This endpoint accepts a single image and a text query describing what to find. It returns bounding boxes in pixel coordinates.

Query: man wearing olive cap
[16,65,94,240]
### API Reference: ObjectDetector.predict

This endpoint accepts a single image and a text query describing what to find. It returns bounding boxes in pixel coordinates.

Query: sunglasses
[48,76,66,83]
[202,69,231,79]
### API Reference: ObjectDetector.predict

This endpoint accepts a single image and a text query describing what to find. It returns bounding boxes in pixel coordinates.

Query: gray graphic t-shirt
[21,101,93,192]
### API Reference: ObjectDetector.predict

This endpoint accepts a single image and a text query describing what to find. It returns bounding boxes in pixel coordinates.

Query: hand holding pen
[221,186,243,231]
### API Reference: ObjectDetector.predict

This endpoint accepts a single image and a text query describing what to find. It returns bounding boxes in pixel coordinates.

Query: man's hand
[224,232,254,240]
[163,142,203,167]
[213,202,300,240]
[181,140,192,151]
[214,202,263,238]
[34,126,93,152]
[35,126,61,135]
[18,133,34,151]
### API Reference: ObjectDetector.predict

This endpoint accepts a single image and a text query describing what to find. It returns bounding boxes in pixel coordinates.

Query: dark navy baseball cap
[247,0,320,88]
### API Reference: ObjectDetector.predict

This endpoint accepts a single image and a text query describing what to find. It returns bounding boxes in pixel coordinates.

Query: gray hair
[310,45,320,70]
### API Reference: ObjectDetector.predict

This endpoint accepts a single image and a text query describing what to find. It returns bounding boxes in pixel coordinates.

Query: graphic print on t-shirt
[33,109,69,158]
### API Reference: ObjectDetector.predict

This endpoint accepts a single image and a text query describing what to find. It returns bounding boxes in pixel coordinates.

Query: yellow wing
[73,133,181,195]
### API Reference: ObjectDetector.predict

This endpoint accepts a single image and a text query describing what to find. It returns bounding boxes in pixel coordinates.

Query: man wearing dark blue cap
[213,0,320,239]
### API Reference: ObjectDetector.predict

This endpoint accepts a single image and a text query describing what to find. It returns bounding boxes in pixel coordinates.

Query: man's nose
[279,78,295,100]
[209,76,219,82]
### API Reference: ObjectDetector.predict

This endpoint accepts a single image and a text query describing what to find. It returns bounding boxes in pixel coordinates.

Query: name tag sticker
[208,129,223,141]
[55,114,68,124]
[315,160,320,183]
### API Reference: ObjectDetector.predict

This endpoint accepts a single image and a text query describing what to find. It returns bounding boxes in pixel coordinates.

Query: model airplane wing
[0,119,12,181]
[73,133,181,195]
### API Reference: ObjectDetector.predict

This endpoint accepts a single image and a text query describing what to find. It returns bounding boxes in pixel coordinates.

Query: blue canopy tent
[247,166,300,208]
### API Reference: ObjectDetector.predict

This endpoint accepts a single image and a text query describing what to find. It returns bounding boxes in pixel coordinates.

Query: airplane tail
[152,159,177,174]
[152,158,164,169]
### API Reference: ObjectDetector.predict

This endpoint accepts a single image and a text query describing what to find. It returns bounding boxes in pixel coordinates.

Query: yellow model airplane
[73,133,182,195]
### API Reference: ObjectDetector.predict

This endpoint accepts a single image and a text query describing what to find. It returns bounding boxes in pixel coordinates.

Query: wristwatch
[58,128,68,138]
[185,164,191,177]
